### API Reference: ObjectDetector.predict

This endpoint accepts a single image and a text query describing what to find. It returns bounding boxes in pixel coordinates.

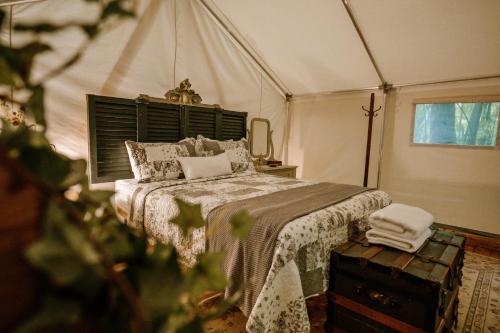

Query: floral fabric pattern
[125,140,190,182]
[177,137,196,156]
[195,135,255,173]
[123,173,391,332]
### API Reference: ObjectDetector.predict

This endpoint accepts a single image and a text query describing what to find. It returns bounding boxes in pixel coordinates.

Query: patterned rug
[203,252,500,332]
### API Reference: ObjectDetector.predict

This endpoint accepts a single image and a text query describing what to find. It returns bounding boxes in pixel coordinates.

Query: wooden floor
[436,224,500,258]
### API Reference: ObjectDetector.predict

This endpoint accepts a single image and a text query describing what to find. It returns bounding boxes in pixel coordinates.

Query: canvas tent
[1,0,499,234]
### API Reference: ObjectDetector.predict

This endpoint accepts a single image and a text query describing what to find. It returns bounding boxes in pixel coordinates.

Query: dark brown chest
[326,229,465,333]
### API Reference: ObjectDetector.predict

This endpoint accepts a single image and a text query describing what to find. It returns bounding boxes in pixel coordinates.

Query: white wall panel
[288,91,384,187]
[379,79,500,234]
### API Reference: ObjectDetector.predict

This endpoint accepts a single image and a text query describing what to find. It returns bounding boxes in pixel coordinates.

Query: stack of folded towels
[366,203,434,253]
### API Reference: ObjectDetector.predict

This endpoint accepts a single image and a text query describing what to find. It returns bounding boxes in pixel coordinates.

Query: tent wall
[288,79,500,234]
[287,91,384,188]
[1,0,286,175]
[379,79,500,234]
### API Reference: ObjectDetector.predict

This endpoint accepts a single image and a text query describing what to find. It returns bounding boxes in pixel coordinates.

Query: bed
[115,171,390,332]
[88,92,391,332]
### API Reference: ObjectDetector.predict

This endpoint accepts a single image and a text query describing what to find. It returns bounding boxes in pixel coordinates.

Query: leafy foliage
[414,102,500,146]
[0,2,253,332]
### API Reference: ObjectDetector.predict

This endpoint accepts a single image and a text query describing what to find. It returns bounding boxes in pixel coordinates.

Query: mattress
[115,171,391,333]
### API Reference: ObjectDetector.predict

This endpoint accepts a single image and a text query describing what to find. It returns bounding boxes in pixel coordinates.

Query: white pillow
[178,153,232,180]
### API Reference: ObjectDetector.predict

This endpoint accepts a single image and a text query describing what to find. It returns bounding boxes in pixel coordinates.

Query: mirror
[248,118,275,164]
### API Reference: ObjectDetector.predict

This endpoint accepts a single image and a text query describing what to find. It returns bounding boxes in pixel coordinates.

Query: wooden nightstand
[255,165,297,178]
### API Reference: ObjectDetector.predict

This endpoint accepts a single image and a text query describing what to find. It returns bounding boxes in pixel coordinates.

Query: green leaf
[25,85,45,126]
[97,221,136,261]
[187,252,227,298]
[16,42,52,82]
[0,121,30,149]
[81,24,99,38]
[61,159,87,188]
[170,199,205,236]
[0,10,5,27]
[28,131,51,148]
[229,210,254,239]
[19,146,71,186]
[0,42,51,86]
[14,22,73,33]
[60,221,101,265]
[0,57,16,85]
[82,189,115,202]
[138,244,185,316]
[101,0,135,20]
[14,296,81,333]
[26,202,103,286]
[26,239,86,285]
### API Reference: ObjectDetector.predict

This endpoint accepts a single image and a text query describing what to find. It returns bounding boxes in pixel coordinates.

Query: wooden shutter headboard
[87,94,247,183]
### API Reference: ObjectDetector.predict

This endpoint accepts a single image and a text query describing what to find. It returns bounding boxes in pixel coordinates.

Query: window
[413,101,500,147]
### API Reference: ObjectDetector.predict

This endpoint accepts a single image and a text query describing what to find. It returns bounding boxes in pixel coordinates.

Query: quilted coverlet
[119,172,391,333]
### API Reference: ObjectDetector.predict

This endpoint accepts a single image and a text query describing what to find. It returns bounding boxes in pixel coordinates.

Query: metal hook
[361,106,370,112]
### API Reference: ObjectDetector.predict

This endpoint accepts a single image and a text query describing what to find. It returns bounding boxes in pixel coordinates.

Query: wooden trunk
[0,150,46,332]
[326,229,465,333]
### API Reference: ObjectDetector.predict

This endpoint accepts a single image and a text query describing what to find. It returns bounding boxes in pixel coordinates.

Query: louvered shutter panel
[185,105,217,139]
[137,101,182,142]
[87,95,136,183]
[220,110,247,140]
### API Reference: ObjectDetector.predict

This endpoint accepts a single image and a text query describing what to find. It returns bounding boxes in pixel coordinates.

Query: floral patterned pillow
[225,146,256,173]
[195,135,255,173]
[125,141,190,182]
[177,137,196,156]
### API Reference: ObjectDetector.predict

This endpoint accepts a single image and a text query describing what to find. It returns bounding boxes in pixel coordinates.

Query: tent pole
[292,87,379,100]
[0,0,45,6]
[362,93,381,187]
[375,89,391,189]
[197,0,291,97]
[283,93,293,165]
[293,74,500,100]
[341,0,385,86]
[393,74,500,89]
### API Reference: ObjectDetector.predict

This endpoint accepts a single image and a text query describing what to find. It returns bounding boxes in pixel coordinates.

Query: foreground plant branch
[0,2,253,332]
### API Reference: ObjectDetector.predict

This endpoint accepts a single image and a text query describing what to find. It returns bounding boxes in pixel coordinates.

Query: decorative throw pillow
[177,137,196,156]
[178,153,232,180]
[125,141,190,181]
[195,135,254,173]
[196,135,249,155]
[225,146,256,173]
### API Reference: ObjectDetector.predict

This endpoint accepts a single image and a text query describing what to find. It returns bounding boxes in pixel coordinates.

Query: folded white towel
[366,228,432,253]
[369,203,433,240]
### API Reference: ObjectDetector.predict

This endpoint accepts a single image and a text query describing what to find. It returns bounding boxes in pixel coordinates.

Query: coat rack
[362,93,381,187]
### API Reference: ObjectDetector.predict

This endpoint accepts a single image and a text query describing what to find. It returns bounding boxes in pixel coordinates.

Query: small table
[255,165,297,178]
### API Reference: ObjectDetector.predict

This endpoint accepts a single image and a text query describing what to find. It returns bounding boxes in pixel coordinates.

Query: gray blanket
[206,182,370,316]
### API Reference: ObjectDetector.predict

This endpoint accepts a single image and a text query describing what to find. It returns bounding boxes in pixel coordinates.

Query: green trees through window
[413,102,500,146]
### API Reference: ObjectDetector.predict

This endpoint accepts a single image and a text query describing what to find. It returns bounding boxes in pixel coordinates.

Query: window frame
[410,95,500,150]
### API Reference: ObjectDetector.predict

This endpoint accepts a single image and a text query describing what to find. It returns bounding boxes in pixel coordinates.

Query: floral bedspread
[121,172,391,332]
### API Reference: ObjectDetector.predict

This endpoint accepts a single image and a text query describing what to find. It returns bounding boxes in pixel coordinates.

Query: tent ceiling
[349,0,500,87]
[213,0,500,95]
[2,0,500,97]
[212,0,381,95]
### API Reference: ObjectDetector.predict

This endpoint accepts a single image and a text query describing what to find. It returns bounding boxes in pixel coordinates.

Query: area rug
[203,252,500,333]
